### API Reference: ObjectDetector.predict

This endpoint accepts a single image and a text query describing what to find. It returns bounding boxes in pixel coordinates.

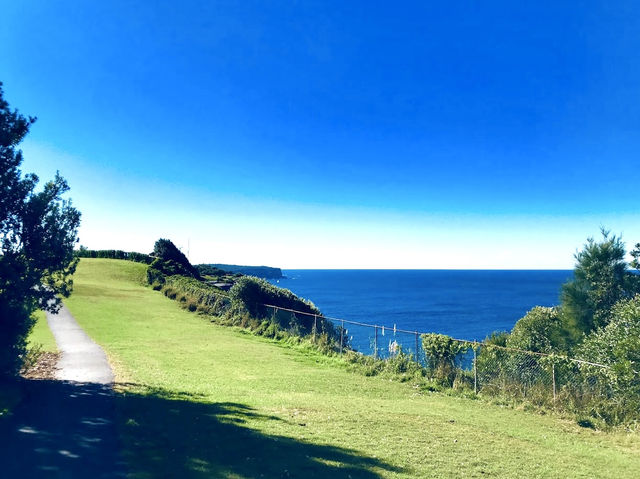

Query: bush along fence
[159,275,342,347]
[262,304,638,426]
[154,274,637,426]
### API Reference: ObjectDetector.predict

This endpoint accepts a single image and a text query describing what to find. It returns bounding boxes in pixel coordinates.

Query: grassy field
[28,310,58,352]
[63,258,640,478]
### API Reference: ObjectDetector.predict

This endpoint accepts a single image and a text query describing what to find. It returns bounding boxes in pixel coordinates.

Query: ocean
[271,270,573,345]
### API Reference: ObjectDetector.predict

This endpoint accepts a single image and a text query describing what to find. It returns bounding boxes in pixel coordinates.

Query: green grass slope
[64,258,640,478]
[27,310,58,352]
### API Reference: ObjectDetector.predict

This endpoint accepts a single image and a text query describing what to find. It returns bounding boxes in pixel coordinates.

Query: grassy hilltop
[61,258,640,478]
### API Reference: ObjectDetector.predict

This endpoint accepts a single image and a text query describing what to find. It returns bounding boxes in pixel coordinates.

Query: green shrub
[575,294,640,424]
[196,303,211,314]
[228,276,331,339]
[19,342,43,375]
[344,348,426,383]
[476,332,510,394]
[255,320,270,336]
[162,286,177,300]
[386,350,424,379]
[184,299,198,312]
[153,273,341,349]
[162,276,231,315]
[229,277,318,314]
[149,258,194,279]
[147,267,165,286]
[421,333,470,386]
[507,306,565,353]
[452,370,474,391]
[263,321,281,339]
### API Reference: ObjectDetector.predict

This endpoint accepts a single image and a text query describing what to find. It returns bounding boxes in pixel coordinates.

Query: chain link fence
[263,304,615,413]
[152,262,640,426]
[159,276,619,418]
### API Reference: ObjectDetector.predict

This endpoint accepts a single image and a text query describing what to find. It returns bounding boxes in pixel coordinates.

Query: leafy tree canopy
[561,229,638,339]
[228,275,320,319]
[0,82,81,376]
[577,294,640,418]
[578,295,640,369]
[506,306,566,353]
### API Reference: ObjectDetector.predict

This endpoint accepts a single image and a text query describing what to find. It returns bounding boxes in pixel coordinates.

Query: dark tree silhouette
[0,82,80,376]
[152,238,200,279]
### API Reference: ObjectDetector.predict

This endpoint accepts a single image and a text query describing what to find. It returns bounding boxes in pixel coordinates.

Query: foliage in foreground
[0,83,80,377]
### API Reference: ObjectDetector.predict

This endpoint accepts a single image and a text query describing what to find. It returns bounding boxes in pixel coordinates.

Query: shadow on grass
[116,382,401,478]
[0,379,401,478]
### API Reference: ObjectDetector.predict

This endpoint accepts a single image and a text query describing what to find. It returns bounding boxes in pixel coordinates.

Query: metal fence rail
[263,304,614,409]
[161,278,617,414]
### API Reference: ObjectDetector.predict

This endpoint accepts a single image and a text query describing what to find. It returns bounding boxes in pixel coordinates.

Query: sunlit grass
[27,310,58,352]
[64,258,640,478]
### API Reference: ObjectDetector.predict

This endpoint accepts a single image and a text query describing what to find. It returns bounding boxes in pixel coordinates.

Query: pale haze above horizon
[2,2,639,269]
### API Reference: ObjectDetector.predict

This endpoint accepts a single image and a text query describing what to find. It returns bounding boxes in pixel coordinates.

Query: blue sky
[2,1,639,268]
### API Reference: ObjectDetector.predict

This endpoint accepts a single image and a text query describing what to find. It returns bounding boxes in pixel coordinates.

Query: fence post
[473,342,478,394]
[552,361,556,403]
[340,319,344,355]
[313,315,317,343]
[414,331,419,364]
[374,326,378,359]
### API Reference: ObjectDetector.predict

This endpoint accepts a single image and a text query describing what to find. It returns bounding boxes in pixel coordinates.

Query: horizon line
[276,267,575,271]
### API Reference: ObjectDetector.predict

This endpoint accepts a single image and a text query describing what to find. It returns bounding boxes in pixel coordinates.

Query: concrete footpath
[48,304,114,384]
[0,305,125,477]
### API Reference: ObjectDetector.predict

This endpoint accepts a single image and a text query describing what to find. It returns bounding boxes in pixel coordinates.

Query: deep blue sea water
[271,270,573,349]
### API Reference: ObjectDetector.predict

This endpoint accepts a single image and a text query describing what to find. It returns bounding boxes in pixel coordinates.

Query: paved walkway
[47,304,114,384]
[0,305,124,477]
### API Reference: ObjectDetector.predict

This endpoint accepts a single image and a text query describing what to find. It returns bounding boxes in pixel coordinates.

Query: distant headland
[203,263,284,279]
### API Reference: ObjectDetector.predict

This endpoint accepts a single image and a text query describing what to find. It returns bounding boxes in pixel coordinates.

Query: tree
[561,229,637,340]
[151,238,200,279]
[0,82,81,376]
[631,243,640,271]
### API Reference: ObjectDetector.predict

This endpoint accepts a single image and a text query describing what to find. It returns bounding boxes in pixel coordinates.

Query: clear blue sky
[2,1,639,268]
